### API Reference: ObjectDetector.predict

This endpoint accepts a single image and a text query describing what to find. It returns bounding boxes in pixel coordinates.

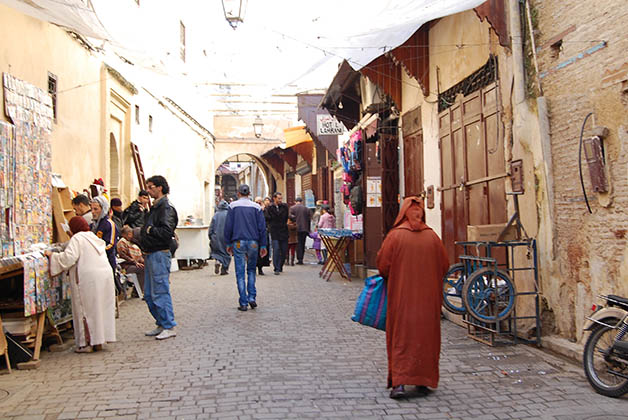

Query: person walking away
[72,194,93,225]
[254,197,270,275]
[45,217,116,353]
[287,219,298,266]
[289,197,311,265]
[140,175,178,340]
[90,196,117,273]
[110,198,124,234]
[209,200,231,275]
[317,204,336,262]
[376,197,449,399]
[117,226,145,295]
[267,192,289,275]
[122,190,150,228]
[224,184,268,311]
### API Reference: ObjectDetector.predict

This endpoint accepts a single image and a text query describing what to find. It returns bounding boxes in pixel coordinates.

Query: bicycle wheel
[462,267,516,322]
[442,263,466,315]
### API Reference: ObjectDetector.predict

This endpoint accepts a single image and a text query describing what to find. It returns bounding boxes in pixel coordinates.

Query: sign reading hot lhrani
[316,114,344,136]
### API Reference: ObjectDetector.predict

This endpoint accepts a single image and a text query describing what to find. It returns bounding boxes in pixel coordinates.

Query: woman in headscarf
[45,217,116,353]
[90,195,117,271]
[209,200,231,275]
[376,197,449,399]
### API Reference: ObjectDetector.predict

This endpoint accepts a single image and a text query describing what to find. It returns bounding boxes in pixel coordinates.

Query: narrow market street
[0,256,625,420]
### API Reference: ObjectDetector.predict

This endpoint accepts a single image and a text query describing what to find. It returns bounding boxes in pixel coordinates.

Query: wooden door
[439,82,507,263]
[364,142,382,268]
[286,173,296,206]
[402,106,424,197]
[381,132,399,235]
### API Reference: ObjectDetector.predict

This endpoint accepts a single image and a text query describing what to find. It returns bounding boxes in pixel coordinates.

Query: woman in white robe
[46,216,116,352]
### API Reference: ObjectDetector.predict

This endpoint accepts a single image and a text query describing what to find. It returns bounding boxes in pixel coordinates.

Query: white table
[175,226,210,266]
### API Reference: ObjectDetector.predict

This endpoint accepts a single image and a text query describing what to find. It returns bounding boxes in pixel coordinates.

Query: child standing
[286,219,298,266]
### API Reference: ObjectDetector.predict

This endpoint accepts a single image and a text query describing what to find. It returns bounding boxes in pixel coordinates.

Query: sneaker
[238,305,248,311]
[214,263,220,274]
[145,327,164,336]
[249,301,257,309]
[274,271,280,276]
[155,328,176,340]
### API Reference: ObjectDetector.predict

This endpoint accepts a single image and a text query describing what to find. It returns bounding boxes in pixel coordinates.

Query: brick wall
[533,0,628,338]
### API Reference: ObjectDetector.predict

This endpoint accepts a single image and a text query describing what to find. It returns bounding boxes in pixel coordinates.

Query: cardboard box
[466,223,517,242]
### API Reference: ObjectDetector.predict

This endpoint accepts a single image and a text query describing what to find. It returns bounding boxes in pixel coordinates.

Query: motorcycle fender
[583,307,626,331]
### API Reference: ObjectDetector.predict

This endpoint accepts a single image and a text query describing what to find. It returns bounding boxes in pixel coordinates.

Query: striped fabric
[351,275,387,331]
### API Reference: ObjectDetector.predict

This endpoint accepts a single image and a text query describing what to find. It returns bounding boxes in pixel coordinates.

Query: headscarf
[217,200,229,211]
[91,195,109,233]
[392,196,429,232]
[69,216,90,234]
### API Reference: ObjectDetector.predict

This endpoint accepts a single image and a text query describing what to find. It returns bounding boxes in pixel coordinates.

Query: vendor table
[0,258,64,370]
[318,229,355,282]
[175,225,209,266]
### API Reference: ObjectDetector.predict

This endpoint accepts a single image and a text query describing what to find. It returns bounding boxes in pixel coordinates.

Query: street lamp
[253,115,264,138]
[221,0,245,29]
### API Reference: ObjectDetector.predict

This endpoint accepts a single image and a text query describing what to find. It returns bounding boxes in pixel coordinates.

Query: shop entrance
[439,81,507,263]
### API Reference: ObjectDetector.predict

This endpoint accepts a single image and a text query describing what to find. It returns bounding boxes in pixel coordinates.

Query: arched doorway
[215,153,272,203]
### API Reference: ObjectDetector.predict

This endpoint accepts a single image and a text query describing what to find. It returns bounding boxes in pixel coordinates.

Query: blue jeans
[272,239,288,273]
[144,251,176,329]
[233,240,259,306]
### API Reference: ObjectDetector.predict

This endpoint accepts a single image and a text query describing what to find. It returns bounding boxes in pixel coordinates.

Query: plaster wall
[0,5,103,190]
[533,0,628,340]
[131,89,215,223]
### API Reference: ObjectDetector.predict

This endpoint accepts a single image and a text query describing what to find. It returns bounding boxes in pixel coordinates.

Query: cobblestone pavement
[1,254,626,420]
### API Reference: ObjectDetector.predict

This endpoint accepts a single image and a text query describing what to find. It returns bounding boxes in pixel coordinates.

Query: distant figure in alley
[209,199,231,275]
[289,197,310,265]
[376,197,449,399]
[140,175,179,340]
[224,184,268,311]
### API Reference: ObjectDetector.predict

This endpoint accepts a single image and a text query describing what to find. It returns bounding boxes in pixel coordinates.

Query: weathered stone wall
[534,0,628,339]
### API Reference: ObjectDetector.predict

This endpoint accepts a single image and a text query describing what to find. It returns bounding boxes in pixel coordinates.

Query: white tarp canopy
[0,0,487,117]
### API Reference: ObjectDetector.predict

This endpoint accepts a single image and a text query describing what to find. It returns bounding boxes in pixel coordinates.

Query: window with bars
[48,72,57,122]
[179,21,186,62]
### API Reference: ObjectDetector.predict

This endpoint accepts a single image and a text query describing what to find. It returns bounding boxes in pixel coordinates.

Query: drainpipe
[509,0,526,105]
[509,0,556,258]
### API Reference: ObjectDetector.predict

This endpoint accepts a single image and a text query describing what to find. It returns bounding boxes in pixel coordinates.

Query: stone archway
[216,152,282,202]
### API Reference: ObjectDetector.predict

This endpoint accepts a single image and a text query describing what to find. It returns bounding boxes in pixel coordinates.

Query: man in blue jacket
[224,184,268,311]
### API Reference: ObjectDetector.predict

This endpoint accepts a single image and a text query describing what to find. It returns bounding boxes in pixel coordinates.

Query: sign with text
[316,114,344,136]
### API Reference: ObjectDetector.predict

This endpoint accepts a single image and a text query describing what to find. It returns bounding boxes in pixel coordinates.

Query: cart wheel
[442,263,467,315]
[462,267,516,322]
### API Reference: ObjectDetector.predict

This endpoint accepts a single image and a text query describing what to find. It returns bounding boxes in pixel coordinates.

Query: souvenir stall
[0,73,67,370]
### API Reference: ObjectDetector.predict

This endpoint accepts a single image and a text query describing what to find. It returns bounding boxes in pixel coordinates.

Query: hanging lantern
[253,115,264,138]
[222,0,245,29]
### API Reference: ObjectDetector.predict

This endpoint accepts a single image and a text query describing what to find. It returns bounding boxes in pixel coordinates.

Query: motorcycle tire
[583,318,628,398]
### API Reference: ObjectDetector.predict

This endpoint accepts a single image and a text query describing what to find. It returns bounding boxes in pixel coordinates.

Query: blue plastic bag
[351,275,387,331]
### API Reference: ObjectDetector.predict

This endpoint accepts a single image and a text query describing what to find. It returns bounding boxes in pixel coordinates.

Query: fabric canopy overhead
[0,0,110,40]
[284,126,313,148]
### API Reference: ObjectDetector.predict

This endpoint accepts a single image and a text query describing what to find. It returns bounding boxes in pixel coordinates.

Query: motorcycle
[583,294,628,397]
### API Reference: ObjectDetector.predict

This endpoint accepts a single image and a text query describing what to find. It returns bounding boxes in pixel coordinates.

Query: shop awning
[284,126,313,148]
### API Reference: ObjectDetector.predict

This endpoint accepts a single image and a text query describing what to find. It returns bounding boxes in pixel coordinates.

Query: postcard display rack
[0,73,67,370]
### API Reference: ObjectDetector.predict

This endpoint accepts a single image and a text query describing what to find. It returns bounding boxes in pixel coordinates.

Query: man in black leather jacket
[266,192,289,275]
[122,190,150,228]
[140,175,178,341]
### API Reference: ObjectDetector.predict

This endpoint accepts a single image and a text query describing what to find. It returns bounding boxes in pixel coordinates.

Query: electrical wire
[578,112,594,214]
